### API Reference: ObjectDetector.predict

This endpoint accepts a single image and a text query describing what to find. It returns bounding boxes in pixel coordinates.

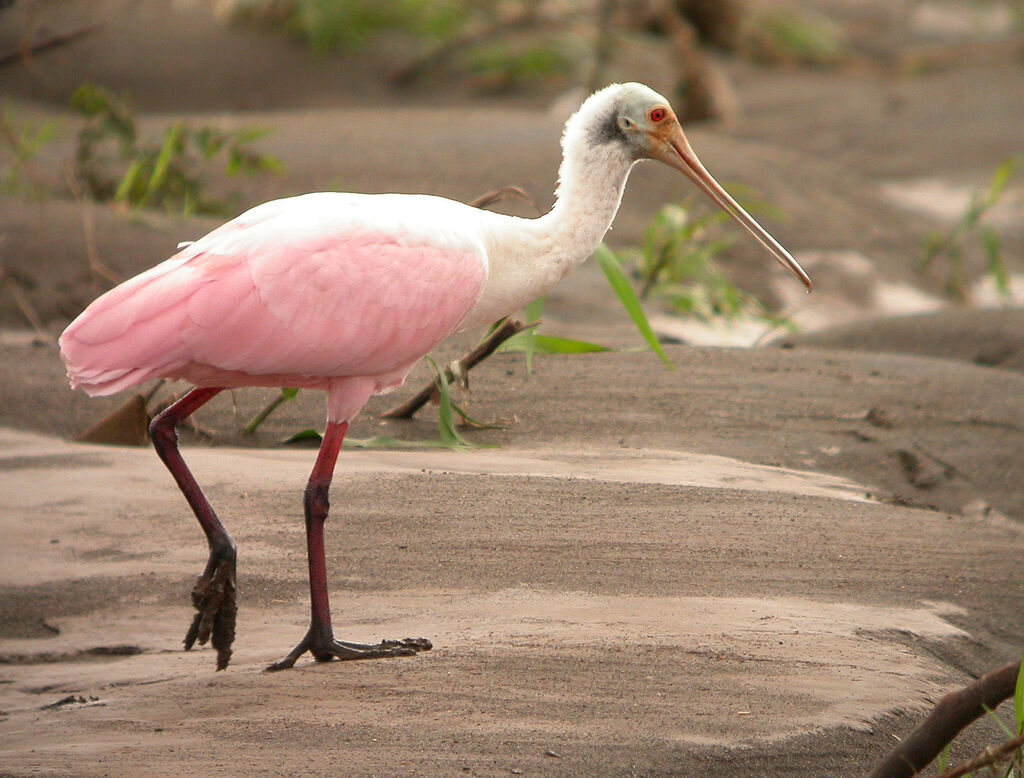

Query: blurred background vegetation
[0,0,1022,333]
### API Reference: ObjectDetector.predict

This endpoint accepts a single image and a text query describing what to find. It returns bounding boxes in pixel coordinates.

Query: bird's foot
[265,631,431,671]
[183,551,237,671]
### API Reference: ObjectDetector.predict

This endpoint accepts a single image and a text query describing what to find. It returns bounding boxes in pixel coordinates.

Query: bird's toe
[183,553,237,670]
[265,633,431,670]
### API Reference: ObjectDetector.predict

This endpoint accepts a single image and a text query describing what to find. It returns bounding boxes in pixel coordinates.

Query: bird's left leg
[266,420,431,670]
[149,386,237,670]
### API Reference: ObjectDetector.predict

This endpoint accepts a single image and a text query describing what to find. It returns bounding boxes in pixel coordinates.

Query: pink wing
[59,194,489,397]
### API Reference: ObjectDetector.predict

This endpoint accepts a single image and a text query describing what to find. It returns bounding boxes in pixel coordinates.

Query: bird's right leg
[266,420,431,670]
[149,387,236,670]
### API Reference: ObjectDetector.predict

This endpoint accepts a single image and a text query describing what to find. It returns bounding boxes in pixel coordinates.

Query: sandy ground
[2,1,1024,776]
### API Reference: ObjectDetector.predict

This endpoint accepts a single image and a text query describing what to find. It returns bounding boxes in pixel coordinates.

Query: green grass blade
[522,296,545,375]
[425,356,472,449]
[981,225,1010,300]
[983,156,1018,210]
[982,703,1017,740]
[936,743,950,771]
[141,123,184,206]
[114,157,147,204]
[1015,654,1024,735]
[242,387,299,435]
[595,243,673,368]
[282,428,322,444]
[498,334,610,354]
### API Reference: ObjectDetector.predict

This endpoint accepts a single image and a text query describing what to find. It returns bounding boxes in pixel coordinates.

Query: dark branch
[868,660,1021,778]
[380,318,525,419]
[0,24,103,69]
[378,185,539,420]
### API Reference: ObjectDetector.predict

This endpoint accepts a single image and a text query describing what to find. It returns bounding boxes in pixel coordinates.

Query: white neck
[462,97,637,330]
[536,139,636,268]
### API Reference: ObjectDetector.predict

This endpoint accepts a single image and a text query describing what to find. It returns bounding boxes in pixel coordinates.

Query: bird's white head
[574,83,812,292]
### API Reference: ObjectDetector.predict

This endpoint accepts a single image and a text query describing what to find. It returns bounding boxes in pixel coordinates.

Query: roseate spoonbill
[59,83,811,671]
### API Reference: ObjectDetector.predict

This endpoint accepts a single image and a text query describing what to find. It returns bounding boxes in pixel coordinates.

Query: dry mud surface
[2,346,1024,776]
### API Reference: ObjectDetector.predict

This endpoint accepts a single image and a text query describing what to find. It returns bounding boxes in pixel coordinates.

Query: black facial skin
[587,102,629,149]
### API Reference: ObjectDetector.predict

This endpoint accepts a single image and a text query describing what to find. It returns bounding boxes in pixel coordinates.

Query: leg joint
[149,413,178,450]
[304,480,330,521]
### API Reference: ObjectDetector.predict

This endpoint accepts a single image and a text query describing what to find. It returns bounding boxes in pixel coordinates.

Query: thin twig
[868,661,1021,778]
[0,257,57,348]
[63,164,122,287]
[466,185,539,214]
[380,318,525,419]
[937,732,1024,778]
[0,23,103,69]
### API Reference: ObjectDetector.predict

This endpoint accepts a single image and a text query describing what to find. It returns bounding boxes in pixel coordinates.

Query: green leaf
[282,428,323,444]
[113,157,147,204]
[981,225,1009,300]
[255,154,285,175]
[425,356,473,449]
[242,387,300,435]
[522,296,545,375]
[141,124,185,207]
[498,334,610,354]
[936,743,950,771]
[230,126,273,145]
[194,128,224,158]
[595,243,673,368]
[982,703,1016,740]
[344,434,451,449]
[983,156,1018,210]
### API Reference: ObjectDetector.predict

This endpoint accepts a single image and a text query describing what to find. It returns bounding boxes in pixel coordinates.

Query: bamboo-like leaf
[595,243,673,368]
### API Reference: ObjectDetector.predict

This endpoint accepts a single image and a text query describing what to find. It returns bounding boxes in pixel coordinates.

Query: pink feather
[59,193,488,419]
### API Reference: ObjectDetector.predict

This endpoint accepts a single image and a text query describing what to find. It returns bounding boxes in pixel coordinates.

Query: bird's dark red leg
[149,386,237,670]
[266,420,431,670]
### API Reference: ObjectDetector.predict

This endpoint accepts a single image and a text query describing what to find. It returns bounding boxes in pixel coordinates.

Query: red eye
[649,107,667,122]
